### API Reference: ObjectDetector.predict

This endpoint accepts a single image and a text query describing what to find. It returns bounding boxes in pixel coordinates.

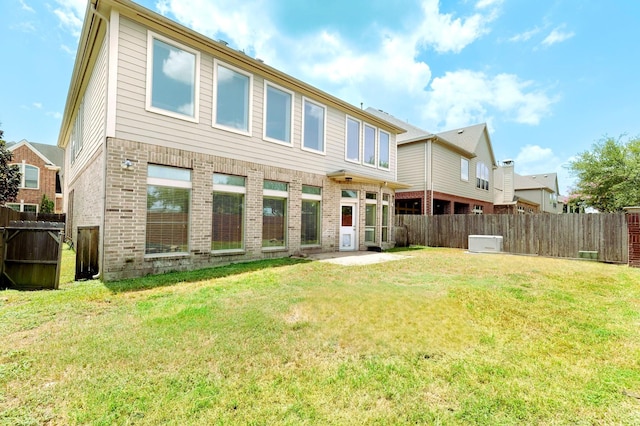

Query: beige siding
[66,36,108,185]
[114,17,397,181]
[397,143,425,191]
[430,131,494,203]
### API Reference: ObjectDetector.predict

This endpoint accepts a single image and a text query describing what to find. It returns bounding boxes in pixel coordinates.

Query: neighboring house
[366,108,497,215]
[6,139,64,213]
[58,0,408,281]
[494,161,560,214]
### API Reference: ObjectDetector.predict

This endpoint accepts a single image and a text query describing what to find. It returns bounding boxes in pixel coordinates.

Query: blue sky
[1,0,639,195]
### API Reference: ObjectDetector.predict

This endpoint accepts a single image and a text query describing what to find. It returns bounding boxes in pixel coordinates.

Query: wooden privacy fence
[396,213,628,264]
[0,221,65,290]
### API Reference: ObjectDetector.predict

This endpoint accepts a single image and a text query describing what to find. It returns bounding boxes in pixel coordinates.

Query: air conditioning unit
[468,235,503,253]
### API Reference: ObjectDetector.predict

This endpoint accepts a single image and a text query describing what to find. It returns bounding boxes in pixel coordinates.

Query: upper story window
[11,163,39,189]
[363,124,376,167]
[214,60,252,135]
[476,162,489,190]
[461,158,469,181]
[302,98,326,154]
[70,100,84,164]
[378,130,390,169]
[263,82,293,144]
[146,32,200,122]
[345,117,360,163]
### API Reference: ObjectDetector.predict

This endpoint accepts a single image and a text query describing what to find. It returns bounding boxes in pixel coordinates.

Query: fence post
[624,207,640,268]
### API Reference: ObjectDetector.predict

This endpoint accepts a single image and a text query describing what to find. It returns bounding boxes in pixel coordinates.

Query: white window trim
[301,97,327,155]
[264,189,289,198]
[147,176,192,189]
[11,162,40,190]
[212,175,246,254]
[381,194,390,243]
[263,80,294,146]
[461,157,469,182]
[145,31,200,123]
[213,59,253,137]
[345,115,361,164]
[302,193,322,201]
[301,187,322,247]
[7,202,39,213]
[378,129,390,171]
[363,124,377,168]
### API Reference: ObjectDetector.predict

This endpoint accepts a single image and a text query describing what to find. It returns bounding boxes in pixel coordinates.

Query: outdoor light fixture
[121,159,133,169]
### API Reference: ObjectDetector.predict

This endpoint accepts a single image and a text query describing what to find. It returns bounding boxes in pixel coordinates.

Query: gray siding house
[58,0,407,280]
[366,108,497,215]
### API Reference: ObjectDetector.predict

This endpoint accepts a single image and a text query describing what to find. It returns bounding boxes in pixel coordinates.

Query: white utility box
[468,235,503,253]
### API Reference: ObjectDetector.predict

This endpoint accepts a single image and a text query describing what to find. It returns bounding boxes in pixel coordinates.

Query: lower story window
[301,185,321,246]
[382,194,390,242]
[146,165,191,254]
[212,174,246,251]
[6,203,38,213]
[365,193,377,243]
[472,205,483,215]
[263,180,288,248]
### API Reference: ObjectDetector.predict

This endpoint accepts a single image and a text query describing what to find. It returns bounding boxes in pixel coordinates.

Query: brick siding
[99,137,396,280]
[9,145,60,212]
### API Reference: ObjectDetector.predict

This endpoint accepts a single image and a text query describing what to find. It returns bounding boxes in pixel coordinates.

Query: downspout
[424,142,428,215]
[89,2,109,280]
[428,139,434,216]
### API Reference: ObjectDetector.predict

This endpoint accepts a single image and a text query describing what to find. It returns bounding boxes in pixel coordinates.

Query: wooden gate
[76,226,99,280]
[0,222,65,290]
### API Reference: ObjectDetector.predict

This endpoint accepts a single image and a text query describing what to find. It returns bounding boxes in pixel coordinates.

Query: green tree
[0,128,21,206]
[40,194,55,214]
[568,135,640,212]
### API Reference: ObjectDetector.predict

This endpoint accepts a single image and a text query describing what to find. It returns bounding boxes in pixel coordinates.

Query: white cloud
[475,0,503,9]
[422,70,556,130]
[33,102,42,109]
[20,0,35,13]
[414,0,497,54]
[46,111,63,120]
[509,27,541,42]
[514,145,575,193]
[162,49,195,85]
[542,26,575,46]
[52,0,86,38]
[12,22,36,33]
[60,44,75,55]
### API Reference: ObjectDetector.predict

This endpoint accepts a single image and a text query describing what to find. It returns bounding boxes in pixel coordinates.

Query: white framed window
[70,100,84,163]
[263,180,288,248]
[146,165,192,255]
[301,185,321,246]
[476,162,489,190]
[378,130,390,170]
[302,98,326,154]
[363,124,376,167]
[7,202,38,213]
[365,192,377,243]
[11,162,39,189]
[382,194,390,242]
[146,32,200,122]
[214,60,252,135]
[345,116,361,163]
[472,205,483,215]
[263,81,293,145]
[212,174,246,252]
[461,158,469,181]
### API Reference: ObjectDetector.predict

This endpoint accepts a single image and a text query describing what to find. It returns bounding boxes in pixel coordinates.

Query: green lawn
[2,247,640,425]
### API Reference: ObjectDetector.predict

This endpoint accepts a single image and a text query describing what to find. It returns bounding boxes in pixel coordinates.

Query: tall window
[146,33,199,120]
[214,61,252,134]
[13,163,39,189]
[264,82,292,144]
[302,98,326,153]
[263,180,288,248]
[364,124,376,166]
[212,174,245,252]
[301,185,321,246]
[476,162,489,190]
[7,203,37,213]
[146,165,191,254]
[379,130,390,169]
[70,100,84,163]
[365,192,377,243]
[345,117,360,162]
[461,158,469,181]
[382,194,390,242]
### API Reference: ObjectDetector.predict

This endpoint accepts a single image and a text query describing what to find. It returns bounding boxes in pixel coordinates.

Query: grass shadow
[385,245,428,253]
[104,257,311,294]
